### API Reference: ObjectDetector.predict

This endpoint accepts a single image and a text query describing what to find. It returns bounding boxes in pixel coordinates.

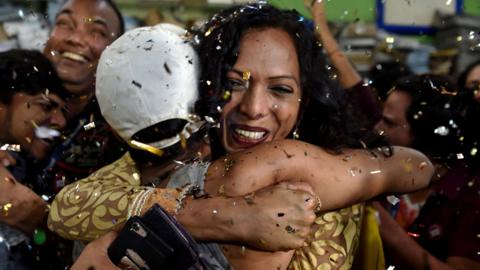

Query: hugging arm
[205,139,434,211]
[48,153,317,251]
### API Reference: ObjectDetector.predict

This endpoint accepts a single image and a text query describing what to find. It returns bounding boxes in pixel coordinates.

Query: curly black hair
[0,49,68,104]
[391,74,461,165]
[194,3,387,158]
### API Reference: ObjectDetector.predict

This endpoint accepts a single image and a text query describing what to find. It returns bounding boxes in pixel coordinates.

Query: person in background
[368,60,412,101]
[0,49,68,269]
[457,59,480,97]
[37,0,127,197]
[306,0,381,127]
[373,74,480,269]
[374,74,461,226]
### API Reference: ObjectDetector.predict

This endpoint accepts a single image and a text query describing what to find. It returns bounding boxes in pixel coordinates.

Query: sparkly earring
[292,128,300,140]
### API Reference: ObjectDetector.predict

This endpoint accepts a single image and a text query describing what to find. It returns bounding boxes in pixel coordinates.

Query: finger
[0,152,16,167]
[0,167,17,184]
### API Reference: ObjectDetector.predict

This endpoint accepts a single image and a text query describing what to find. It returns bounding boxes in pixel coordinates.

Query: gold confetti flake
[242,70,251,81]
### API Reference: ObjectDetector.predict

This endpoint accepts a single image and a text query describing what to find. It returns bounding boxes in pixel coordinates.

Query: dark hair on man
[0,49,68,104]
[392,74,461,165]
[103,0,125,36]
[368,60,412,100]
[457,59,480,91]
[194,3,387,158]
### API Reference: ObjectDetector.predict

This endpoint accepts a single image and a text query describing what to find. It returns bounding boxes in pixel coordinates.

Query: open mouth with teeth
[61,51,88,63]
[230,125,269,147]
[35,126,61,146]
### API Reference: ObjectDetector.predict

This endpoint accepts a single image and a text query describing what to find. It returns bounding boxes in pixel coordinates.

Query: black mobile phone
[108,204,202,270]
[107,216,174,270]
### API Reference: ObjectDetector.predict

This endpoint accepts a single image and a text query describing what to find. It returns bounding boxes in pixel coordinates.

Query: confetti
[33,229,47,245]
[386,195,400,205]
[2,203,12,216]
[457,153,464,159]
[407,232,420,238]
[223,156,235,174]
[0,144,21,152]
[217,184,226,196]
[348,167,361,176]
[433,126,449,136]
[418,161,428,169]
[285,225,296,234]
[83,122,96,131]
[205,27,213,37]
[242,70,251,81]
[244,192,255,205]
[223,90,232,100]
[471,148,478,156]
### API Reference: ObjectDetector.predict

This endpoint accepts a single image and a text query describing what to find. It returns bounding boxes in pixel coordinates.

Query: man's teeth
[35,126,61,140]
[235,129,265,140]
[62,52,87,63]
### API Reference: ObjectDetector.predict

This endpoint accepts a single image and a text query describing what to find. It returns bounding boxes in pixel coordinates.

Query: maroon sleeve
[446,180,480,262]
[346,81,382,127]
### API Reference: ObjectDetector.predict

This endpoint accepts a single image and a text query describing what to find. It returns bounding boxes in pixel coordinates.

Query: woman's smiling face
[219,27,302,153]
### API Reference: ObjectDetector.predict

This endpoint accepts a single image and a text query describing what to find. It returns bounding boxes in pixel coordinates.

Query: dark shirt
[346,82,382,127]
[37,98,127,197]
[409,161,480,262]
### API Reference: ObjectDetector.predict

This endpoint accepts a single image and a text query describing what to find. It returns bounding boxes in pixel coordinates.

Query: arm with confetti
[48,152,318,252]
[205,141,434,210]
[47,153,181,241]
[0,165,49,235]
[195,140,433,270]
[306,0,382,124]
[306,0,362,89]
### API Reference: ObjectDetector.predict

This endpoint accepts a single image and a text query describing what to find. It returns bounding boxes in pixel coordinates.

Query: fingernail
[2,160,10,167]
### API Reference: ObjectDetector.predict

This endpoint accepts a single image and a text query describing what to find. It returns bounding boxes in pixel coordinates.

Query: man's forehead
[59,0,119,29]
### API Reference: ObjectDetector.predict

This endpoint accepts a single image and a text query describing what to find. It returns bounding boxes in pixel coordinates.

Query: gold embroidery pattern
[289,203,365,270]
[48,153,180,241]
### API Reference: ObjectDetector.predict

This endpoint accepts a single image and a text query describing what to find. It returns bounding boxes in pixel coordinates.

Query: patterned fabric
[289,204,364,270]
[48,153,181,241]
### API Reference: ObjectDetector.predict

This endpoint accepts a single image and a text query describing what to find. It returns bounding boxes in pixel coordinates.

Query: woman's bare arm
[204,139,434,211]
[307,0,362,89]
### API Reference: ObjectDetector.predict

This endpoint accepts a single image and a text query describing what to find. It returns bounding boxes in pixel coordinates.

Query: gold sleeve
[288,203,365,270]
[47,153,181,242]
